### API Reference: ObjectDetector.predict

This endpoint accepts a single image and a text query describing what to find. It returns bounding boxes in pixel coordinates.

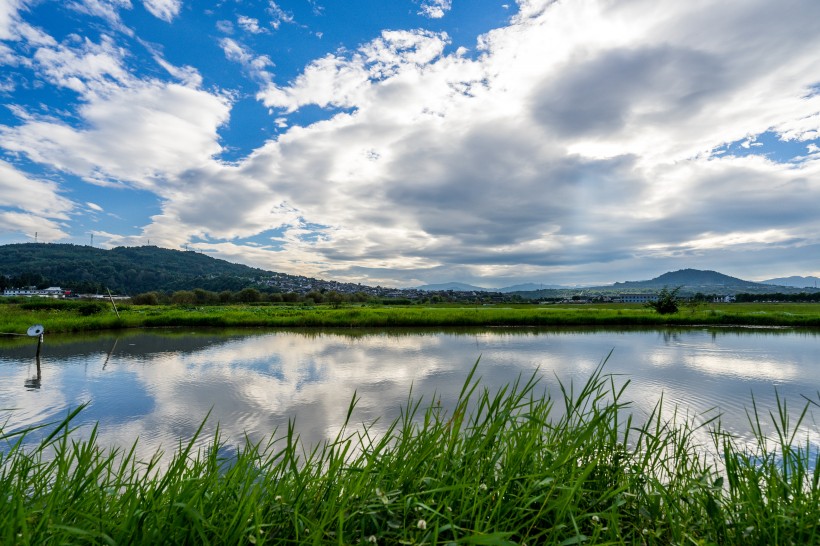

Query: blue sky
[1,0,819,288]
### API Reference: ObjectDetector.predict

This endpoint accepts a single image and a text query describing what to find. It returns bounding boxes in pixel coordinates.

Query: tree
[325,290,345,308]
[236,287,261,303]
[171,290,196,304]
[645,286,681,314]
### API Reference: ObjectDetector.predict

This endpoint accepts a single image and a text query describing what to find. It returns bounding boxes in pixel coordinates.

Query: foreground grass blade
[1,359,819,544]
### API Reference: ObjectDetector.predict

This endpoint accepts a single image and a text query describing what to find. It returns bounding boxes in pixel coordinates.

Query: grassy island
[2,363,818,544]
[2,299,820,334]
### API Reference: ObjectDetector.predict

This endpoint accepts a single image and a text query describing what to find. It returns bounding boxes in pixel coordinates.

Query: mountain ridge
[2,244,818,297]
[761,275,820,288]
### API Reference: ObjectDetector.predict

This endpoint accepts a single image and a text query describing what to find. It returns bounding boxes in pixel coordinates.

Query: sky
[1,0,819,288]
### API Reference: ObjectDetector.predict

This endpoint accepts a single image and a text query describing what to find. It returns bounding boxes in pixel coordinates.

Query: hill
[762,276,820,289]
[513,269,820,299]
[415,282,490,292]
[610,269,766,293]
[0,243,278,295]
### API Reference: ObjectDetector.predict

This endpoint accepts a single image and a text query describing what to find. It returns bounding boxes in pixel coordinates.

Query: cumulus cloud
[231,0,820,284]
[1,82,231,189]
[258,29,450,112]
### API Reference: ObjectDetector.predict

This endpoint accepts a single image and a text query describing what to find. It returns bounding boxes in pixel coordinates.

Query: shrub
[645,286,681,314]
[132,292,160,305]
[171,290,196,304]
[77,302,105,316]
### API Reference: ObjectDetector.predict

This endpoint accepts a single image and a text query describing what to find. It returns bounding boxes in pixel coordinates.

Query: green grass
[3,301,820,334]
[2,361,819,544]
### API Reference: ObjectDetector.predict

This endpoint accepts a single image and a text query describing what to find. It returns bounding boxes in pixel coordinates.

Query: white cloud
[267,1,294,30]
[237,15,265,34]
[0,159,74,218]
[1,82,231,189]
[67,0,133,32]
[154,56,203,87]
[258,29,450,112]
[86,201,104,211]
[216,19,233,34]
[141,0,180,22]
[0,159,75,240]
[418,0,452,19]
[0,0,25,41]
[220,37,274,84]
[32,34,131,98]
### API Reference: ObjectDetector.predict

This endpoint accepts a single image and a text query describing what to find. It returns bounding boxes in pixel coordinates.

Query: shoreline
[2,301,820,334]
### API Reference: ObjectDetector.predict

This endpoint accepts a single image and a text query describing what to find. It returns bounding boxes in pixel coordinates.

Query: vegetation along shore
[2,298,820,334]
[2,362,819,544]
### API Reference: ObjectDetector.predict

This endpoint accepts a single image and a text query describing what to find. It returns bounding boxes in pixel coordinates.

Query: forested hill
[608,268,812,295]
[0,243,277,295]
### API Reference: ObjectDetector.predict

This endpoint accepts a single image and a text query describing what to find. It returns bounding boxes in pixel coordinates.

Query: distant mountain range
[414,282,567,292]
[761,276,820,288]
[1,243,817,297]
[515,269,820,297]
[420,269,820,297]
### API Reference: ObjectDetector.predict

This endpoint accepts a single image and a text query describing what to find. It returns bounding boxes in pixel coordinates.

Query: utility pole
[90,233,94,246]
[35,231,38,243]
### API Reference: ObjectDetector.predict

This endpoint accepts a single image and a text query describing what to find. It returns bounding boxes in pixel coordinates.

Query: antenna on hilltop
[90,233,94,247]
[35,231,38,243]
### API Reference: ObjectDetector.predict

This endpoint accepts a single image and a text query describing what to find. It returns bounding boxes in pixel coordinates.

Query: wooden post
[36,332,43,358]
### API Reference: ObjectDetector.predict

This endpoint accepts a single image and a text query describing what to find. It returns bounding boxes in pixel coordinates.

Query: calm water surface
[2,327,819,458]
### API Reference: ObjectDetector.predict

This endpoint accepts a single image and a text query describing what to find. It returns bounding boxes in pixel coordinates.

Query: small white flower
[367,535,377,543]
[478,483,487,491]
[275,495,283,502]
[591,515,600,524]
[417,519,427,530]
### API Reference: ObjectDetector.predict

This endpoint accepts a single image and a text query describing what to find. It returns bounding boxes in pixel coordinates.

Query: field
[2,300,820,335]
[2,361,818,544]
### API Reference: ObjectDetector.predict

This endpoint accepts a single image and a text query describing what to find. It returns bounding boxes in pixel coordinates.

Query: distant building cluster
[2,286,70,298]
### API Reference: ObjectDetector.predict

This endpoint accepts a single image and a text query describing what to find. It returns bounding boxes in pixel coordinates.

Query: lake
[2,326,819,459]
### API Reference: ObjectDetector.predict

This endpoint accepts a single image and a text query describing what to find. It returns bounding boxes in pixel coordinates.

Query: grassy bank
[2,362,819,544]
[3,300,820,334]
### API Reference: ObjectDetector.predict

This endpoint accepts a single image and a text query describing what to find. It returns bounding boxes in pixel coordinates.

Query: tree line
[133,288,379,307]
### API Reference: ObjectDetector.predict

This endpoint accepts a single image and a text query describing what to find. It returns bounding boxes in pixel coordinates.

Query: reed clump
[1,362,819,544]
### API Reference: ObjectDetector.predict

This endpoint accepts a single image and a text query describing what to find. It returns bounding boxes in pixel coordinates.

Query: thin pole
[107,288,120,318]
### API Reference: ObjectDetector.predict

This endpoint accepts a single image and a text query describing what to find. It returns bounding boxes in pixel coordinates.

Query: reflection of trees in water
[661,331,682,344]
